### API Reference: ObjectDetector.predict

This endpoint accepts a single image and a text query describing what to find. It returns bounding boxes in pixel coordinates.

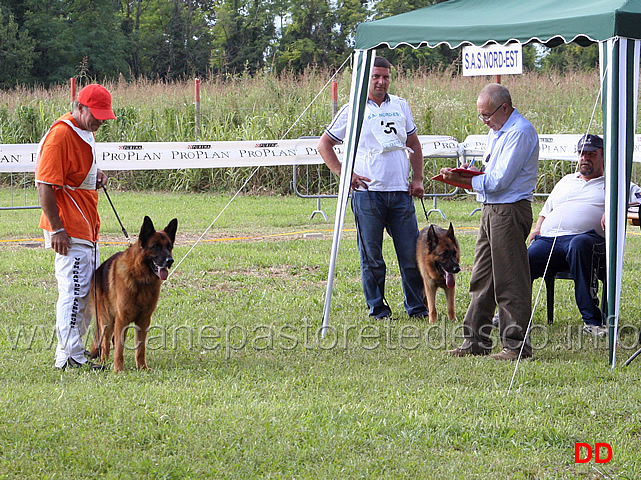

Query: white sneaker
[583,324,607,338]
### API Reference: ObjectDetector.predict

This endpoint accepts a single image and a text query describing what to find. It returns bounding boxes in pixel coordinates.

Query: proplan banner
[0,136,459,173]
[462,134,641,161]
[0,139,328,173]
[5,135,641,173]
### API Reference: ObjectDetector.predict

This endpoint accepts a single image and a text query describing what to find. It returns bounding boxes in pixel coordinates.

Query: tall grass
[0,69,617,193]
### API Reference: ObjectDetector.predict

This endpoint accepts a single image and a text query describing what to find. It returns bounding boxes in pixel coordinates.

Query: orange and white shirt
[35,112,100,244]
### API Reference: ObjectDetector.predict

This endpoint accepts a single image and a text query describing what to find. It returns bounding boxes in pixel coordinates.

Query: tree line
[0,0,599,89]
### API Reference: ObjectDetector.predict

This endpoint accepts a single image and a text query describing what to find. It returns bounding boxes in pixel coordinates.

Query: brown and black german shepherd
[89,216,178,372]
[416,223,460,323]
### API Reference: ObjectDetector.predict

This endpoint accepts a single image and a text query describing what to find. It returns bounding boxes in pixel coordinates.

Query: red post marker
[331,79,338,117]
[194,78,201,140]
[70,77,76,102]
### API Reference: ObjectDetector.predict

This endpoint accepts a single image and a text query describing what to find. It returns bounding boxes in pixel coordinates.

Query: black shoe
[84,349,100,359]
[86,362,108,372]
[58,358,108,372]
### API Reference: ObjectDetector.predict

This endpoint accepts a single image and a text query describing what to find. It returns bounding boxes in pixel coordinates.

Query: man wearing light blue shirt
[441,83,539,360]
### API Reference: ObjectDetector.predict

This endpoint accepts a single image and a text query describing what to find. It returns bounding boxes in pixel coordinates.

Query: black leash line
[90,185,130,364]
[101,185,130,242]
[419,196,430,224]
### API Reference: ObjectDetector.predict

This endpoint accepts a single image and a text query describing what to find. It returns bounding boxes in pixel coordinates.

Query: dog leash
[102,185,131,243]
[419,196,430,223]
[91,185,130,365]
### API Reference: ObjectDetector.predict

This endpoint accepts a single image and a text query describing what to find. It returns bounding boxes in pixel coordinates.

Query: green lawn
[1,190,640,479]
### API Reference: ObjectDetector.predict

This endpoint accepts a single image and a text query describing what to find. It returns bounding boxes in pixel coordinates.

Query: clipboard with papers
[432,168,484,189]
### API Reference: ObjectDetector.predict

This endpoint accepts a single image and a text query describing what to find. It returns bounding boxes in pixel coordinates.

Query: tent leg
[623,347,641,367]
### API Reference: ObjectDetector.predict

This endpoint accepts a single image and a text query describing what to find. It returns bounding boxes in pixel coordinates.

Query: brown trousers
[461,200,533,355]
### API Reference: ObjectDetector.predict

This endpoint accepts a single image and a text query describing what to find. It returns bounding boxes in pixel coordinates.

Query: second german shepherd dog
[89,216,178,372]
[416,223,461,323]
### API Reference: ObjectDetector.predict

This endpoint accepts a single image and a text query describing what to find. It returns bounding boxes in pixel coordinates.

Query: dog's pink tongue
[157,266,169,281]
[445,272,455,289]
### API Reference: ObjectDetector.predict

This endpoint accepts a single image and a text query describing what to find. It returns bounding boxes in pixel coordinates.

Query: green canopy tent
[321,0,641,366]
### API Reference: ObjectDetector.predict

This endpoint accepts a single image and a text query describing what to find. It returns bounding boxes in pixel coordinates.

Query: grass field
[1,190,641,479]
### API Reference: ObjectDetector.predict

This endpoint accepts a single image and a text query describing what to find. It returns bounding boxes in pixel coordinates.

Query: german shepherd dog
[416,223,460,323]
[89,216,178,372]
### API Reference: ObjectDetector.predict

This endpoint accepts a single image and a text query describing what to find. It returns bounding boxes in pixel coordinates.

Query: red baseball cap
[77,84,116,120]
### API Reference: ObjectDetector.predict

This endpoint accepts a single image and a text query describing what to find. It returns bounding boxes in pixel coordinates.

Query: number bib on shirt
[366,103,408,153]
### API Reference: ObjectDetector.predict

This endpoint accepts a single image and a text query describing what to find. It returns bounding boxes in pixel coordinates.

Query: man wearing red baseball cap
[77,83,116,123]
[35,83,116,371]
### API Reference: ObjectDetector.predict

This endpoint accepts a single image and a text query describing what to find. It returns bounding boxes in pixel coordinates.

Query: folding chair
[543,247,606,325]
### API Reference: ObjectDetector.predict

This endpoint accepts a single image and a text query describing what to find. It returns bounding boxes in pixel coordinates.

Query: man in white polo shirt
[317,56,428,319]
[528,134,641,337]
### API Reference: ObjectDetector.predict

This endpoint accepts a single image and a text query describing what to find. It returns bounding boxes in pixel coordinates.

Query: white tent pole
[601,37,641,367]
[321,49,376,337]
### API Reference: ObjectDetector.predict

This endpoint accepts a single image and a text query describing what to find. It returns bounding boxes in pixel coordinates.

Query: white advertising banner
[0,135,460,173]
[462,44,523,77]
[0,139,331,173]
[7,134,636,173]
[462,134,641,162]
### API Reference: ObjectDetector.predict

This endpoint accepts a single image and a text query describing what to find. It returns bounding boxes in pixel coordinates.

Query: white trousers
[53,241,99,368]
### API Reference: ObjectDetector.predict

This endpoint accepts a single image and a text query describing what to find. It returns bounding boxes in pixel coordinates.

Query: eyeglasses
[477,103,504,122]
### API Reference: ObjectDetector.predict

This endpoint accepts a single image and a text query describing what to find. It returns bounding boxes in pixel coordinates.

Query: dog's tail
[87,286,101,359]
[87,270,106,360]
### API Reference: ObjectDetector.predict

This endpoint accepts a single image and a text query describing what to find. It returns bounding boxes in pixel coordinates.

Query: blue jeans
[351,191,428,318]
[528,231,605,326]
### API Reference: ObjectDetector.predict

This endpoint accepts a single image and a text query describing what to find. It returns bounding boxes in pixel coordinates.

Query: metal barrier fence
[0,173,39,210]
[292,135,461,220]
[293,134,641,219]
